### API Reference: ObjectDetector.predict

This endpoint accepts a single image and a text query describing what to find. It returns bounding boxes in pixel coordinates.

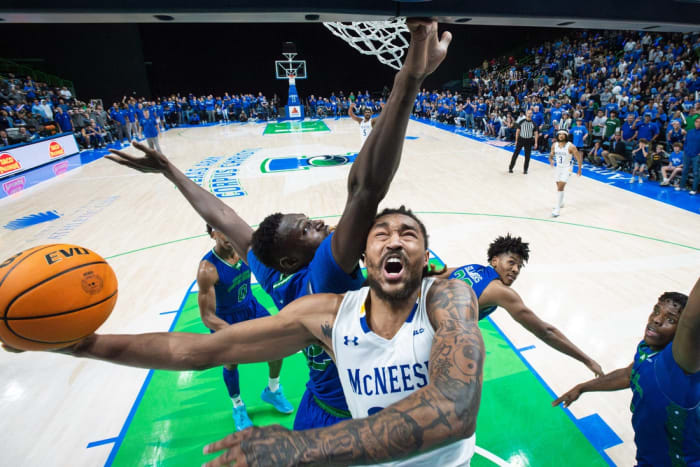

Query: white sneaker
[551,208,560,218]
[660,179,669,186]
[638,177,643,184]
[691,191,697,195]
[675,186,681,191]
[629,177,635,183]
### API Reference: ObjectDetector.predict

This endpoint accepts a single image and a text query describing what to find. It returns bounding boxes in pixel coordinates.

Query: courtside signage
[0,153,21,175]
[49,141,65,158]
[2,176,25,195]
[0,134,79,179]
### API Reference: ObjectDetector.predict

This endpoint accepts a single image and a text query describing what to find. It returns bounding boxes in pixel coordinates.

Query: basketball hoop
[323,18,410,71]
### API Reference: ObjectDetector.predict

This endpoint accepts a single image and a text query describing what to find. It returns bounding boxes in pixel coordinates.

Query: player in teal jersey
[198,224,293,431]
[439,234,603,376]
[554,280,699,466]
[105,19,453,429]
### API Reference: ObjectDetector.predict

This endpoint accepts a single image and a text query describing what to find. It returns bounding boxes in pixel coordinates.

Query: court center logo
[260,153,357,173]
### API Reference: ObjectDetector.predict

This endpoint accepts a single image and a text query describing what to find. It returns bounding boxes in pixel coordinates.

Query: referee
[508,109,538,174]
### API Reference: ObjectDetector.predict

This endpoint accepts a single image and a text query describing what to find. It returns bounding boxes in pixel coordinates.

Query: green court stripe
[103,211,698,261]
[110,254,609,466]
[105,234,208,260]
[113,291,609,466]
[413,211,700,251]
[311,211,699,251]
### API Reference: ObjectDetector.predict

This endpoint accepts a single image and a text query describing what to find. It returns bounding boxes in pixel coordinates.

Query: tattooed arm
[65,293,341,370]
[202,278,484,467]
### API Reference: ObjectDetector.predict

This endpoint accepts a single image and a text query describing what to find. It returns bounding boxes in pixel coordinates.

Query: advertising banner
[0,134,80,179]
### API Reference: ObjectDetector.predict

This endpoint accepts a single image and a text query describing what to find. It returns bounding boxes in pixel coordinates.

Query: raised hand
[552,385,582,408]
[403,19,452,80]
[586,359,604,377]
[106,141,171,174]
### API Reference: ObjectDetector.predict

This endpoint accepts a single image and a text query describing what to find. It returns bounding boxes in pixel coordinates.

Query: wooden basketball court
[1,118,698,466]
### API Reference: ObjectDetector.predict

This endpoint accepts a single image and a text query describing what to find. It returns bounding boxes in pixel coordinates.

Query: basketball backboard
[275,59,307,79]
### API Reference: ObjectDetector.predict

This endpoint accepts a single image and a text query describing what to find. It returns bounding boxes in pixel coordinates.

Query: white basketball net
[323,18,410,71]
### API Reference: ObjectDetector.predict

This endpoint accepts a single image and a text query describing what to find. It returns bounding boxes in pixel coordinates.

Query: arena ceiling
[0,0,699,32]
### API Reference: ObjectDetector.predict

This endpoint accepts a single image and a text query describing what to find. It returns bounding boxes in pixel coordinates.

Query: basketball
[0,244,118,351]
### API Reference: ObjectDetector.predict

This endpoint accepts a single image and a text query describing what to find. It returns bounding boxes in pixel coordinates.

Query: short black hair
[487,234,530,263]
[372,206,445,277]
[374,206,429,249]
[251,213,284,268]
[658,292,688,311]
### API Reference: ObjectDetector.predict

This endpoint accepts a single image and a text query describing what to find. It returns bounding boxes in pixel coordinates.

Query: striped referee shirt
[517,119,536,139]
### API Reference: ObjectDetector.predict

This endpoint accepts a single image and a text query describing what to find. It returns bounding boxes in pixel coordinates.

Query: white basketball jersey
[360,119,373,146]
[554,141,574,168]
[332,277,475,466]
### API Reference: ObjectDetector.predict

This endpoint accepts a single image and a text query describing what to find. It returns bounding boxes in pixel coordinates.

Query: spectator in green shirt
[605,110,621,139]
[686,103,700,131]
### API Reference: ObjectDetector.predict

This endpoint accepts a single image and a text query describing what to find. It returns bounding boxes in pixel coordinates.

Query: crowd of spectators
[0,77,290,150]
[412,29,700,192]
[0,74,388,152]
[304,90,387,118]
[2,28,699,192]
[0,74,75,145]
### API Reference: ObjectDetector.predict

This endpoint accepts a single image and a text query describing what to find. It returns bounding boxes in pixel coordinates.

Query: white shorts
[554,165,572,183]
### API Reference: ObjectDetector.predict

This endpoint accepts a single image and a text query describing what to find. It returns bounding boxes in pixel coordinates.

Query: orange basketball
[0,244,118,351]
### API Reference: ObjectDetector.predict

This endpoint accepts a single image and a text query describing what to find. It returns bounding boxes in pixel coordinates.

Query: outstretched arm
[331,19,452,273]
[552,364,632,408]
[106,141,253,261]
[61,293,339,371]
[486,283,604,376]
[202,279,483,467]
[673,276,700,373]
[371,103,384,128]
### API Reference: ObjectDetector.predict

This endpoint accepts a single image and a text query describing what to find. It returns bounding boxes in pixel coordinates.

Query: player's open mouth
[383,255,404,280]
[645,325,659,338]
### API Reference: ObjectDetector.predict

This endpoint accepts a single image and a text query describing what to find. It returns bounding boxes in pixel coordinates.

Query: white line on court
[475,446,514,466]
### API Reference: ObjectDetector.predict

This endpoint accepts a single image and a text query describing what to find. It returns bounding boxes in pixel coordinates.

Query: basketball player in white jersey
[349,104,378,147]
[33,207,483,466]
[549,129,582,217]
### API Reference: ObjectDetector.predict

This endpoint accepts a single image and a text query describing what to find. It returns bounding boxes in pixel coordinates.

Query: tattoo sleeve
[257,279,484,466]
